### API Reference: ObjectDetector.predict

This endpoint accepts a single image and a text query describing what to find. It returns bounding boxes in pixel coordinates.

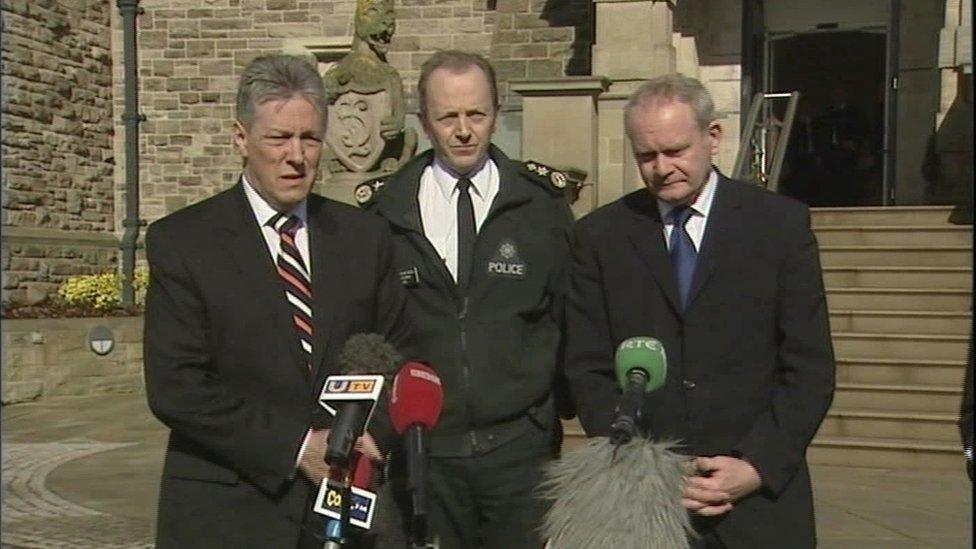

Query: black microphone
[322,333,402,471]
[609,336,667,445]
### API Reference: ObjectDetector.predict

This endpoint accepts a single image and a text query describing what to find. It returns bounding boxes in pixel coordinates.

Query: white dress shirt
[242,173,311,276]
[418,157,500,282]
[658,170,719,252]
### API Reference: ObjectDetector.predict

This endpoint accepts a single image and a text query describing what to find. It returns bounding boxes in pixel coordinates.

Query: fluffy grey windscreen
[337,333,403,377]
[538,437,695,549]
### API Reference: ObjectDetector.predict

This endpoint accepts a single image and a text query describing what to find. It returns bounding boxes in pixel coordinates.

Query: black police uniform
[357,145,575,549]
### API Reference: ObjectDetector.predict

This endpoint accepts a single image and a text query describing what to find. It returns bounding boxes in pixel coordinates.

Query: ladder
[731,91,800,192]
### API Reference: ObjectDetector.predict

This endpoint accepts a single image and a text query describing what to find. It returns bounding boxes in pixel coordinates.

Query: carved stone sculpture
[323,0,416,180]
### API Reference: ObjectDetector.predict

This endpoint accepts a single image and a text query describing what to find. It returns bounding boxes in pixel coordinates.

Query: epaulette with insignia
[354,177,386,208]
[521,160,587,204]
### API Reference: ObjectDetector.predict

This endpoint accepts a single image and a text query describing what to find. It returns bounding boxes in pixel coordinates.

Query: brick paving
[2,441,153,549]
[0,393,971,548]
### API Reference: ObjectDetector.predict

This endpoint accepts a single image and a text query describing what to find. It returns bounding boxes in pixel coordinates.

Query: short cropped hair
[624,73,716,134]
[236,55,328,129]
[417,50,499,118]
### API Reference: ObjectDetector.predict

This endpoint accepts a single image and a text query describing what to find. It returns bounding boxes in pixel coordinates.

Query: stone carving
[323,0,416,178]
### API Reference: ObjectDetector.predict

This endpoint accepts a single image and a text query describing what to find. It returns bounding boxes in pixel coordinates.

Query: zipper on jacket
[458,296,479,452]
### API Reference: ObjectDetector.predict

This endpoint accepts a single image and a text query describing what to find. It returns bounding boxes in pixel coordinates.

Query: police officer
[357,50,574,548]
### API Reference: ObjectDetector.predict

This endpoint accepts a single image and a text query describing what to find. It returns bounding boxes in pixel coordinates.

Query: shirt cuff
[292,428,313,480]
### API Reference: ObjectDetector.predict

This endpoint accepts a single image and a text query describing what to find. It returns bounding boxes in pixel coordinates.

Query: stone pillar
[592,0,676,79]
[934,0,972,216]
[591,0,678,209]
[510,77,610,217]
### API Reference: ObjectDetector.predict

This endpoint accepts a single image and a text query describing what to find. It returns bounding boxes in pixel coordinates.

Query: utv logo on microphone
[325,379,377,394]
[319,374,385,416]
[486,239,527,279]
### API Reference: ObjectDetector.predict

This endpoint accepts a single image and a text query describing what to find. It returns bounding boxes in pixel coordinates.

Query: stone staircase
[561,206,973,469]
[808,206,971,471]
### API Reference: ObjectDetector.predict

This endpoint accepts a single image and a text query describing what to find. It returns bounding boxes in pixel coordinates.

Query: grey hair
[624,73,716,134]
[418,49,499,118]
[235,54,328,129]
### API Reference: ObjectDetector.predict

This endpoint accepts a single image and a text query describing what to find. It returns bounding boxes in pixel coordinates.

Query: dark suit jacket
[565,175,835,548]
[144,182,409,548]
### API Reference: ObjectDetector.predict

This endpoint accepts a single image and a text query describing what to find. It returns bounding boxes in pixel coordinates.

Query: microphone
[313,334,402,537]
[538,336,691,548]
[609,336,667,445]
[389,362,444,547]
[539,438,693,549]
[321,333,403,470]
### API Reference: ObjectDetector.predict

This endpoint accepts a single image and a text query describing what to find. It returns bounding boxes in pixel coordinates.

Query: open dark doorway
[770,31,887,207]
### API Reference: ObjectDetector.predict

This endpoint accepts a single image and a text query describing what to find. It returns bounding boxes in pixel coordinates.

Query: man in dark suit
[144,54,409,548]
[565,74,835,548]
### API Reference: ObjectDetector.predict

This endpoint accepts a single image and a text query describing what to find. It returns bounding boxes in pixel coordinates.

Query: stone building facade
[1,0,969,306]
[1,0,592,307]
[2,1,117,306]
[123,0,592,223]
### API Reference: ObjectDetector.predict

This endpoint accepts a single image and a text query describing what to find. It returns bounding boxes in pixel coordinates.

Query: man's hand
[681,455,762,517]
[354,432,383,463]
[298,429,331,485]
[297,429,384,485]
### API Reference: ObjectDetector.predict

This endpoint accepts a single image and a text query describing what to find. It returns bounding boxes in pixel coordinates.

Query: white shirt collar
[241,173,308,228]
[430,156,494,201]
[657,169,718,223]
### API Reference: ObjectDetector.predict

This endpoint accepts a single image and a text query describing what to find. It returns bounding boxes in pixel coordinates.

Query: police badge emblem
[487,239,527,279]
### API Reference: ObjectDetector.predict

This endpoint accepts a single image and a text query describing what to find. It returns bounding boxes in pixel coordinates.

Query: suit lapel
[623,192,683,316]
[221,183,309,380]
[687,175,742,310]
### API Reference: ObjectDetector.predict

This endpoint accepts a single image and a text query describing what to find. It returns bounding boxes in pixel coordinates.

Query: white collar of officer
[430,156,497,201]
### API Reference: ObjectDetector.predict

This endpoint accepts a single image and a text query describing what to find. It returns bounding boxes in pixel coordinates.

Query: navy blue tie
[668,205,697,310]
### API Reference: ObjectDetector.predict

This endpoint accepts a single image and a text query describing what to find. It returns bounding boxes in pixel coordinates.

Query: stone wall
[1,1,117,306]
[2,316,145,404]
[115,0,592,226]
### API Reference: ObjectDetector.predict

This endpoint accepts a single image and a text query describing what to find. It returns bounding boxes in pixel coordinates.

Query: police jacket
[359,146,575,457]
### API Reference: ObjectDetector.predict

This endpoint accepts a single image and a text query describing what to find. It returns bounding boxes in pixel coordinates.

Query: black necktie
[456,177,476,288]
[668,205,697,311]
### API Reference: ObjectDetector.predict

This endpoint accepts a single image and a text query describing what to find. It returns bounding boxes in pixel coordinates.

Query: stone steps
[811,205,958,226]
[814,225,972,246]
[819,246,972,267]
[817,408,960,442]
[826,287,971,311]
[822,266,972,289]
[831,332,969,361]
[808,435,965,470]
[835,356,966,386]
[832,382,963,414]
[829,309,971,335]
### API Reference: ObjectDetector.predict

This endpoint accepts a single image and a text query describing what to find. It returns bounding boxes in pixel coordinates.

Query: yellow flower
[57,267,149,311]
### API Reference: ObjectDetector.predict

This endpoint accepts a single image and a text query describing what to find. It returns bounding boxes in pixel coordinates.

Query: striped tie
[269,213,313,370]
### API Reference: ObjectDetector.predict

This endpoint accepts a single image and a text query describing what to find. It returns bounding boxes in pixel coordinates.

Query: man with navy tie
[564,74,835,548]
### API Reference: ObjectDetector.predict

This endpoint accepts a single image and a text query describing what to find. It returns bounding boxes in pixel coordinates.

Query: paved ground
[1,393,972,548]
